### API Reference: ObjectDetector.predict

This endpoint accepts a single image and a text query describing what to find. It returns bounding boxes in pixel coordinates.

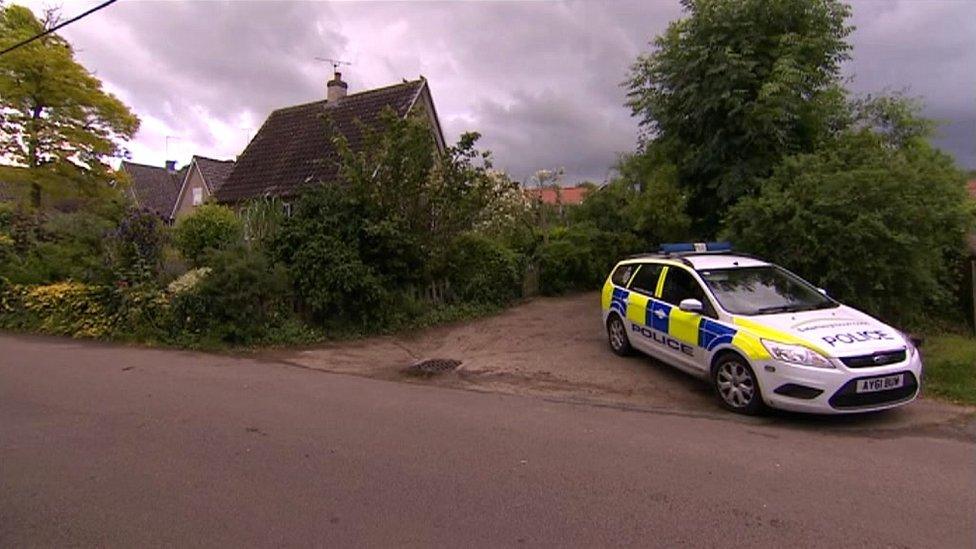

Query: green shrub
[108,208,165,282]
[272,184,399,326]
[0,208,119,284]
[537,224,641,295]
[173,204,242,266]
[170,246,289,343]
[446,232,523,305]
[0,281,121,338]
[724,132,974,327]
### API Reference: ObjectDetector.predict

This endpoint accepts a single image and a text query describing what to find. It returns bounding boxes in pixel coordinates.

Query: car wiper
[754,305,799,314]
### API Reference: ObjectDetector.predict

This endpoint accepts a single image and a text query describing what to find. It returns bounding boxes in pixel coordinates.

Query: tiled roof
[194,156,235,192]
[216,79,426,202]
[524,185,591,206]
[121,161,183,217]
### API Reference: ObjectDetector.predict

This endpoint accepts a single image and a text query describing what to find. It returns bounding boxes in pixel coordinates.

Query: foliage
[166,267,211,295]
[170,246,290,344]
[272,183,392,325]
[572,156,691,245]
[240,197,287,249]
[173,204,243,266]
[474,170,534,242]
[626,0,853,233]
[921,335,976,405]
[537,224,641,295]
[0,5,139,204]
[107,207,165,282]
[446,232,523,305]
[724,130,973,327]
[274,111,503,327]
[0,199,125,284]
[0,281,120,338]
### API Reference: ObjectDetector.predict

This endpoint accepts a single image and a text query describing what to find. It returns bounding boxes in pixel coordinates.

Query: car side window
[610,264,635,287]
[628,263,663,295]
[660,268,715,317]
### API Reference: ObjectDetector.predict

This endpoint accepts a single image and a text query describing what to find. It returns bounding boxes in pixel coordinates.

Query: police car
[602,243,922,415]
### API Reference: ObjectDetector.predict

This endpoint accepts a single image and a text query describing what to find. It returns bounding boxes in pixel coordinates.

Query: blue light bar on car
[659,241,733,254]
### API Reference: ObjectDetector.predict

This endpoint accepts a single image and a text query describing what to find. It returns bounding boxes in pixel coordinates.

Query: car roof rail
[624,252,694,267]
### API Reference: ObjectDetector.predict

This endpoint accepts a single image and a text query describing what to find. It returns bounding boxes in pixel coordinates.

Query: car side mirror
[678,298,703,314]
[817,288,828,296]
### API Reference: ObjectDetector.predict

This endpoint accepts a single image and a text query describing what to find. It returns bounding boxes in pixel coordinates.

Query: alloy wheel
[609,317,626,351]
[716,361,755,408]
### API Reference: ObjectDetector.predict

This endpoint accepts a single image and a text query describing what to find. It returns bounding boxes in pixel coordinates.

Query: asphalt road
[1,334,974,547]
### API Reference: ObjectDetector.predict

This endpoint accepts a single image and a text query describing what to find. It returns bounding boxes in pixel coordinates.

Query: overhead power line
[0,0,118,57]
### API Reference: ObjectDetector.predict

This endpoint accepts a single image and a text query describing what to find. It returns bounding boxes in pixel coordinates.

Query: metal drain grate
[403,358,462,377]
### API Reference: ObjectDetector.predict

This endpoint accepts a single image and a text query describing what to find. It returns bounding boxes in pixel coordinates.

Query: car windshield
[697,266,838,316]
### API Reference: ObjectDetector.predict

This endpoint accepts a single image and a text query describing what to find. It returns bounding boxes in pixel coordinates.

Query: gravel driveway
[268,293,976,438]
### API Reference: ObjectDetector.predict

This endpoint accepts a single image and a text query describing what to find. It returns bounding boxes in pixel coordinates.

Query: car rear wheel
[607,315,632,356]
[713,355,764,415]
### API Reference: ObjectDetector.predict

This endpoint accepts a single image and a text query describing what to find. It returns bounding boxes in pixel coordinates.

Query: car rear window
[610,264,635,287]
[629,264,664,295]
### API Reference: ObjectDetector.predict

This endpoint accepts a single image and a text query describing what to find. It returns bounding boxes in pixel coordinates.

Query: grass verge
[921,334,976,406]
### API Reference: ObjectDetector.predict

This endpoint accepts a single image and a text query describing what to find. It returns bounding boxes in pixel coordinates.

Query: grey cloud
[42,0,976,179]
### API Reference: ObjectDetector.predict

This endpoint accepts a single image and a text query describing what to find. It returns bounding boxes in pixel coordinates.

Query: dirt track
[268,292,976,439]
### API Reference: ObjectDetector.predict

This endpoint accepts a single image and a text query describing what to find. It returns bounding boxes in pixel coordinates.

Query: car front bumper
[755,351,923,414]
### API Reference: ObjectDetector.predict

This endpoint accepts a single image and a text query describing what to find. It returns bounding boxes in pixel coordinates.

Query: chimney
[165,160,177,173]
[327,71,348,102]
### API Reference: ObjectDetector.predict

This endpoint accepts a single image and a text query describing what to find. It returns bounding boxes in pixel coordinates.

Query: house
[119,160,185,219]
[523,185,591,207]
[120,156,234,221]
[215,72,445,204]
[170,156,235,220]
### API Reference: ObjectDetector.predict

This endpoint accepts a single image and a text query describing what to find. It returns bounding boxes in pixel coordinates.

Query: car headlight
[761,339,835,369]
[898,331,918,358]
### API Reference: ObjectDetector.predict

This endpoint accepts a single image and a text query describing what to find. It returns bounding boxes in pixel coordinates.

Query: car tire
[712,354,765,415]
[607,314,633,356]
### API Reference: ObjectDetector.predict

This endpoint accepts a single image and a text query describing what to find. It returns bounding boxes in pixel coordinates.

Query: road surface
[1,334,974,547]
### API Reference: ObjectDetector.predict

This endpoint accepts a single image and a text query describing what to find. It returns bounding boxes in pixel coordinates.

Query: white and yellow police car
[602,243,922,415]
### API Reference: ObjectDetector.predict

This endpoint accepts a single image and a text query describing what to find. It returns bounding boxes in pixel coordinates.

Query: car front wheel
[713,355,764,415]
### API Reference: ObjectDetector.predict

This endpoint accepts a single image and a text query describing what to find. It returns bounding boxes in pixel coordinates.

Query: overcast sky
[21,0,976,183]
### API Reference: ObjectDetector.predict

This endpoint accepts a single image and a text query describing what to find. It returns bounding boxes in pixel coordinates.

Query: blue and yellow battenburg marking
[603,275,744,355]
[603,271,780,361]
[609,287,629,317]
[636,299,738,351]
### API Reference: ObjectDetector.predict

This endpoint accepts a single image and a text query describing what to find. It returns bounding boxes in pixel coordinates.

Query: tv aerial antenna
[314,57,352,73]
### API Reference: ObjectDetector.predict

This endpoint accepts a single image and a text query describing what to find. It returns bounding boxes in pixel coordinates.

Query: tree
[527,168,565,242]
[626,0,853,234]
[0,5,139,205]
[571,153,691,246]
[724,127,973,327]
[173,204,244,266]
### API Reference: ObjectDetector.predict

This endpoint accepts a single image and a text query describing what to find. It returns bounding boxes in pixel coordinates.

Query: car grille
[840,349,907,368]
[828,372,918,409]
